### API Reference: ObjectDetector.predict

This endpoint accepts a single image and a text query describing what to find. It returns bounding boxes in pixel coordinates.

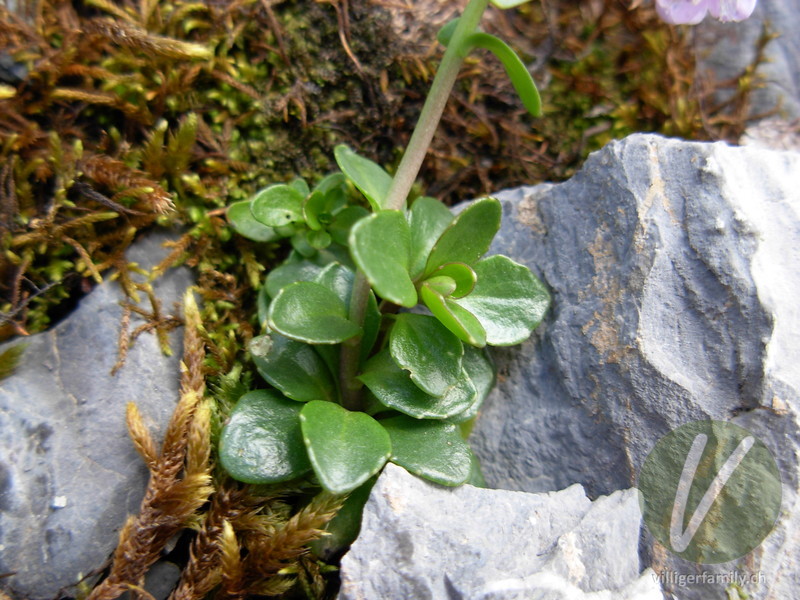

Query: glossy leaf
[466,33,542,118]
[265,259,325,298]
[306,229,332,249]
[219,390,311,484]
[467,451,487,488]
[257,284,270,329]
[315,242,355,269]
[227,200,280,242]
[361,291,381,365]
[250,184,306,228]
[269,281,360,344]
[303,192,327,231]
[389,313,463,397]
[289,177,310,197]
[310,478,377,560]
[312,172,347,196]
[359,350,477,419]
[448,346,495,423]
[304,173,347,230]
[423,275,457,297]
[425,197,501,275]
[291,231,316,257]
[250,334,335,402]
[420,284,487,347]
[313,263,380,365]
[427,262,476,298]
[334,144,394,212]
[350,211,417,307]
[315,262,354,305]
[328,205,369,246]
[408,196,453,279]
[381,415,472,486]
[300,401,391,494]
[455,255,550,345]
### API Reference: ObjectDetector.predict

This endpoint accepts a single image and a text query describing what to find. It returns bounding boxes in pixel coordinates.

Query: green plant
[220,0,548,525]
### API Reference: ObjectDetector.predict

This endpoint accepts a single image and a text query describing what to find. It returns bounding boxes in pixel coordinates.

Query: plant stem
[383,0,491,211]
[340,270,371,411]
[339,0,490,409]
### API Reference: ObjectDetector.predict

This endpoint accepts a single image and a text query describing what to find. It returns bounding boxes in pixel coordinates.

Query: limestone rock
[469,133,800,599]
[694,0,800,121]
[338,463,662,600]
[0,232,193,600]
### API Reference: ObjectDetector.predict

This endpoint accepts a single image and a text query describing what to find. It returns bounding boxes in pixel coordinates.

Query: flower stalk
[338,0,491,409]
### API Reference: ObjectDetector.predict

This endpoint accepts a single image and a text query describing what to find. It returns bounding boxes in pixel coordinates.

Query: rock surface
[469,133,800,599]
[339,463,662,600]
[695,0,800,120]
[0,232,192,600]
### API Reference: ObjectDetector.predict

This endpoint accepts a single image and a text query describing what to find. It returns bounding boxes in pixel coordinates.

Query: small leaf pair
[350,196,550,348]
[348,197,500,309]
[227,174,368,256]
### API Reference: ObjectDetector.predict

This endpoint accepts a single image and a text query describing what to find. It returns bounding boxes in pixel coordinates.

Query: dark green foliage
[221,146,551,496]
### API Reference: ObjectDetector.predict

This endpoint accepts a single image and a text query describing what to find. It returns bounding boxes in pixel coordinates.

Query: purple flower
[655,0,757,24]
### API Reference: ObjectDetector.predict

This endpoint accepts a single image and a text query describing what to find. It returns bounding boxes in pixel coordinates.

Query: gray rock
[742,118,800,152]
[694,0,800,120]
[138,561,182,600]
[339,463,662,600]
[0,232,192,600]
[469,133,800,599]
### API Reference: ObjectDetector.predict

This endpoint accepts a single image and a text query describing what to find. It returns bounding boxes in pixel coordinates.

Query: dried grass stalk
[88,291,212,600]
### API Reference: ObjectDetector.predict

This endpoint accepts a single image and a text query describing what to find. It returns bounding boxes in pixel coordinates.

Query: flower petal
[708,0,757,21]
[655,0,710,24]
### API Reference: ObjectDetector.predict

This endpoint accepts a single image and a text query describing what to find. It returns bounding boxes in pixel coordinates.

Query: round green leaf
[300,401,391,494]
[219,390,311,484]
[381,415,472,486]
[329,205,370,246]
[423,275,457,297]
[314,262,351,301]
[227,200,280,242]
[310,478,377,560]
[467,450,487,488]
[420,284,487,347]
[268,281,361,344]
[251,184,306,228]
[303,191,326,231]
[427,262,477,298]
[291,231,316,257]
[454,254,550,345]
[425,197,502,275]
[408,196,453,279]
[389,313,464,397]
[265,258,325,299]
[306,229,332,249]
[359,350,477,419]
[304,174,347,230]
[250,334,335,402]
[290,177,310,197]
[349,211,417,307]
[334,145,394,212]
[312,263,381,366]
[448,346,495,424]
